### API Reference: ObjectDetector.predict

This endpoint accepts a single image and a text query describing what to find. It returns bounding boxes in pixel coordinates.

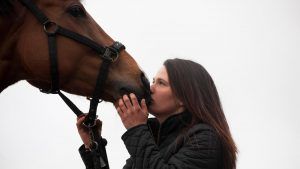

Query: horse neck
[0,11,27,93]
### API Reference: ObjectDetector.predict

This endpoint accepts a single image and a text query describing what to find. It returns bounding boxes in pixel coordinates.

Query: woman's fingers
[118,93,146,114]
[115,94,149,130]
[123,95,133,110]
[76,115,86,127]
[116,106,123,117]
[141,99,148,114]
[119,98,127,114]
[129,93,140,109]
[77,114,85,120]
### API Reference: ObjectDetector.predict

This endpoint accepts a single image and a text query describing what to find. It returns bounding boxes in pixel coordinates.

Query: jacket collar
[147,110,192,144]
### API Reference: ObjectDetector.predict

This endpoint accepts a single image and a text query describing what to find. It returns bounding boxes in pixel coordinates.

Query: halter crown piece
[18,0,125,168]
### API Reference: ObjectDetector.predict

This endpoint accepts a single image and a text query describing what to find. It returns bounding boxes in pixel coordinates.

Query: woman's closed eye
[157,79,167,86]
[153,78,168,86]
[158,81,165,85]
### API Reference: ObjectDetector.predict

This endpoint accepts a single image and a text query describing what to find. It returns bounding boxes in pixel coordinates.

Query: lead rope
[86,121,110,169]
[88,128,105,168]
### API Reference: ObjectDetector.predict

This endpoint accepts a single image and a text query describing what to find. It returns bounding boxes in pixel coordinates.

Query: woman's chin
[148,105,153,112]
[148,106,157,115]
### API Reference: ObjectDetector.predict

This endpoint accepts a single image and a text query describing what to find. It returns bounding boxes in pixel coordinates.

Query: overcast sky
[0,0,299,169]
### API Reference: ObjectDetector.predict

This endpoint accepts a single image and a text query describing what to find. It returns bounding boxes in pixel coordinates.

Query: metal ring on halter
[43,21,59,35]
[83,119,97,128]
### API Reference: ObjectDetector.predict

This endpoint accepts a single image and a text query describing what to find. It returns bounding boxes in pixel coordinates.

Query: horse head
[0,0,151,105]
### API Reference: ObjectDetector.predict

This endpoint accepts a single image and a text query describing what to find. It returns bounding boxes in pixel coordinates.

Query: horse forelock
[0,0,15,15]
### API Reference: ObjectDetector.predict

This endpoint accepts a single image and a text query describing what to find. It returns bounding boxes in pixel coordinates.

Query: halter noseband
[18,0,125,128]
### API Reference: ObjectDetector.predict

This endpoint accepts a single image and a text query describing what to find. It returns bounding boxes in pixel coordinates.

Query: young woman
[77,58,237,169]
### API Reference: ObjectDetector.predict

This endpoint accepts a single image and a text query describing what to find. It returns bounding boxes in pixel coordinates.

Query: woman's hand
[76,115,102,149]
[116,93,149,129]
[76,115,91,148]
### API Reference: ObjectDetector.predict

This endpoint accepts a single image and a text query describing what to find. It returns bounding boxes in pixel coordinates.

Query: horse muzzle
[118,72,152,107]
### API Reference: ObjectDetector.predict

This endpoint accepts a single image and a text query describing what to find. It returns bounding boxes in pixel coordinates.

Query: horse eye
[68,5,86,17]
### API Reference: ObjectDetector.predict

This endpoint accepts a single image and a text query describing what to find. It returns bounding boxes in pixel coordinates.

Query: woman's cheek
[149,101,160,113]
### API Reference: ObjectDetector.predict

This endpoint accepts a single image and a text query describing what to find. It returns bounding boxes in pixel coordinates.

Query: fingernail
[78,114,85,118]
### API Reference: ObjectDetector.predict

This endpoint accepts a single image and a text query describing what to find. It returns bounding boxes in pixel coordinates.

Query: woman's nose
[150,84,154,93]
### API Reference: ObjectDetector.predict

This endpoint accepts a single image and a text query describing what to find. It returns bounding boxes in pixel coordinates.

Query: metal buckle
[90,140,98,151]
[85,141,98,152]
[43,21,58,35]
[109,47,120,62]
[101,41,126,62]
[102,47,119,62]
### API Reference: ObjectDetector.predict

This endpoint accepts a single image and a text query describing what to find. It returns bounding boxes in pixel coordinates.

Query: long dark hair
[164,58,237,169]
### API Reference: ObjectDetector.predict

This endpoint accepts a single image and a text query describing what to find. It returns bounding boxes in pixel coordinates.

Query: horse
[0,0,151,108]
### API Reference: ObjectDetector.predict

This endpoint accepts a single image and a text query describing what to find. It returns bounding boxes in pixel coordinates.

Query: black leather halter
[18,0,125,127]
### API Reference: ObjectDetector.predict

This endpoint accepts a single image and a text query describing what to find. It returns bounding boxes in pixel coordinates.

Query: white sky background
[0,0,300,169]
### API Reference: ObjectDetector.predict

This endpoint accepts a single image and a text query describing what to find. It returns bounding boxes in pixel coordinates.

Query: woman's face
[149,66,184,121]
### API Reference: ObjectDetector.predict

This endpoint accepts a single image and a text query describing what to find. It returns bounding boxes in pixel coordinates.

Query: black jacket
[80,111,222,169]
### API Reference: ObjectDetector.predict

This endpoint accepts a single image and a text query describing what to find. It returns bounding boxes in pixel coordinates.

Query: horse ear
[0,0,14,15]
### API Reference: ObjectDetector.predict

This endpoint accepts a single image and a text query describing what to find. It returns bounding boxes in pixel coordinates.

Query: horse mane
[0,0,15,15]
